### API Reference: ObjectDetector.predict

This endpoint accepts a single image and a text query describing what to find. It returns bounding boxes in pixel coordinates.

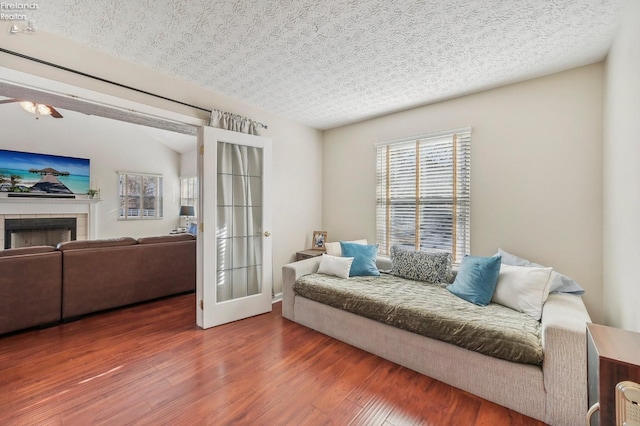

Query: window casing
[376,128,471,263]
[118,172,163,220]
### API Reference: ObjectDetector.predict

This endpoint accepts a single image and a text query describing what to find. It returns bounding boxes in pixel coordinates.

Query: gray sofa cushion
[391,246,452,283]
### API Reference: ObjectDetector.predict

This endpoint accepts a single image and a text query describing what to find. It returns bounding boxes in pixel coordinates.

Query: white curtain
[216,142,263,302]
[209,109,267,136]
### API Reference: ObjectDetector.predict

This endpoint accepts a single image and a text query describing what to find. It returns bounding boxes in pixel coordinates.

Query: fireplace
[4,218,77,249]
[0,196,96,249]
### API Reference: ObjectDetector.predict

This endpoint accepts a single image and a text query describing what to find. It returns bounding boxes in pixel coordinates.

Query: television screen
[0,149,90,195]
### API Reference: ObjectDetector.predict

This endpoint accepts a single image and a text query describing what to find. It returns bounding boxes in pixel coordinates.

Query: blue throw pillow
[447,255,502,306]
[340,242,380,277]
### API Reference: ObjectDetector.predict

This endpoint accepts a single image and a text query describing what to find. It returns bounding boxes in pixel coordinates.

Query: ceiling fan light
[19,101,52,116]
[37,104,52,115]
[19,101,36,114]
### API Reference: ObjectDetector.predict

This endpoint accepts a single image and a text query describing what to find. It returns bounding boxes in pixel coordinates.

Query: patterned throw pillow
[390,246,452,283]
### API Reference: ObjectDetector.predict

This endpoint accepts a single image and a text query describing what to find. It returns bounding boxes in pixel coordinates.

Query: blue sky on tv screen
[0,149,91,194]
[0,150,90,176]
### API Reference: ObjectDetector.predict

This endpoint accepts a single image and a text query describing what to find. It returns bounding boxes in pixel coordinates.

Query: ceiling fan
[0,99,63,119]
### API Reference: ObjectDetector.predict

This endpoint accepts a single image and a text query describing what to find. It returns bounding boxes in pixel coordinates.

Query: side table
[587,323,640,425]
[296,249,324,261]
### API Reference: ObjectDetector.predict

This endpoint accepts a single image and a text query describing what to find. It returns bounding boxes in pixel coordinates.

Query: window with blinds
[376,128,471,263]
[180,176,198,216]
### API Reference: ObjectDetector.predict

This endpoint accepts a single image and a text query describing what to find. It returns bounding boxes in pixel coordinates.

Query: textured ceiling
[23,0,627,129]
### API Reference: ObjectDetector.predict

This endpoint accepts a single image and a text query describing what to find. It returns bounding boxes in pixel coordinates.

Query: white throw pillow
[492,263,553,320]
[497,248,585,295]
[317,254,355,279]
[325,239,367,257]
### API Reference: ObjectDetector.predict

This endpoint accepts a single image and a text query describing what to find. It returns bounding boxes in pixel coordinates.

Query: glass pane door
[197,127,272,329]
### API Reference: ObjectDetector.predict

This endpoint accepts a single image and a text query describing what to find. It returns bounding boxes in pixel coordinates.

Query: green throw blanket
[294,272,543,365]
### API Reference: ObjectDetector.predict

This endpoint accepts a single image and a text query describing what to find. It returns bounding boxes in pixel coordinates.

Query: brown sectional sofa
[0,234,196,335]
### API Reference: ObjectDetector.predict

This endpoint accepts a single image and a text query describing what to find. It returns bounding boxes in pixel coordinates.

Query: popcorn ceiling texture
[29,0,625,129]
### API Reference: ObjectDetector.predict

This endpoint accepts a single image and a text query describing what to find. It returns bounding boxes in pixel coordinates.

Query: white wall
[0,108,182,238]
[323,64,604,323]
[180,150,197,177]
[0,31,323,295]
[603,1,640,332]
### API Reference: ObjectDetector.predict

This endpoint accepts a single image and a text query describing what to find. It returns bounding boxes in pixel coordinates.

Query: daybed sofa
[282,255,591,426]
[0,234,196,335]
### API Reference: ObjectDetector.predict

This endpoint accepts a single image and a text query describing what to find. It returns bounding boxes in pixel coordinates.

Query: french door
[196,126,272,328]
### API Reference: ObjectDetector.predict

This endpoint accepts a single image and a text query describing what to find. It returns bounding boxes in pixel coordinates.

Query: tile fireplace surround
[0,196,99,250]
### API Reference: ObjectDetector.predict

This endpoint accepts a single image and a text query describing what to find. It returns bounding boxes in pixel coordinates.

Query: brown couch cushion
[56,237,137,251]
[137,234,195,244]
[138,238,196,300]
[0,250,62,334]
[0,246,56,257]
[61,244,144,318]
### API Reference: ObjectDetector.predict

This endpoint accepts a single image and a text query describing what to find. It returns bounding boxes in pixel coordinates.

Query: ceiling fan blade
[0,99,21,104]
[49,106,63,118]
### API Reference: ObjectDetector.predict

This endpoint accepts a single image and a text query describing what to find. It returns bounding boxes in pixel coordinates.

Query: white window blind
[376,128,471,263]
[180,176,198,217]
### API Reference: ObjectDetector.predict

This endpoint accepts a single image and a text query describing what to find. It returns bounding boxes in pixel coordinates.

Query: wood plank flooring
[0,294,546,425]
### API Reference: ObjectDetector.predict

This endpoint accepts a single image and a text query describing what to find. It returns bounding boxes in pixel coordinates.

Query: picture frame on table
[312,231,327,251]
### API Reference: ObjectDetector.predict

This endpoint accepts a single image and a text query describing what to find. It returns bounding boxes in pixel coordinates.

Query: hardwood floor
[0,294,546,425]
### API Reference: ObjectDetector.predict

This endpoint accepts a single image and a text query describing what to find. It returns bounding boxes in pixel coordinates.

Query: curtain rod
[0,47,211,113]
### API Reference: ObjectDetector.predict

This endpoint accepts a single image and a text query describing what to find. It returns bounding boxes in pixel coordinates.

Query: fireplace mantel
[0,195,101,207]
[0,195,101,240]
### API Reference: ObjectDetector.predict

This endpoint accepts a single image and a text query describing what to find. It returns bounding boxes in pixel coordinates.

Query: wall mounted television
[0,149,90,197]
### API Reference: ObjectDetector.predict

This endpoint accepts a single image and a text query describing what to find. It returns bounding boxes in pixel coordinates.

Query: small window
[180,176,198,217]
[118,172,163,220]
